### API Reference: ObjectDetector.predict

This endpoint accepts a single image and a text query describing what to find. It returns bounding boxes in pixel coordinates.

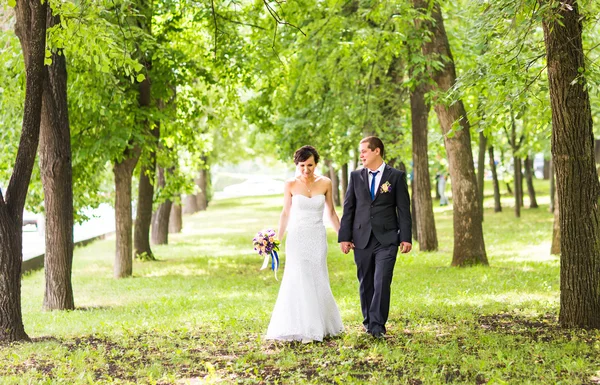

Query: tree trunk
[488,146,502,213]
[195,168,209,211]
[549,158,556,213]
[131,0,155,258]
[0,0,48,342]
[133,160,155,259]
[410,75,438,251]
[551,188,560,255]
[134,120,158,260]
[414,0,487,266]
[182,194,198,214]
[326,160,341,206]
[542,0,600,328]
[410,179,418,243]
[394,161,419,242]
[524,155,538,208]
[396,161,406,173]
[152,200,172,245]
[477,132,487,211]
[113,146,140,278]
[519,165,525,208]
[169,200,182,234]
[341,163,349,201]
[543,158,550,180]
[152,167,172,245]
[513,156,522,218]
[0,208,29,342]
[39,8,74,311]
[508,107,523,218]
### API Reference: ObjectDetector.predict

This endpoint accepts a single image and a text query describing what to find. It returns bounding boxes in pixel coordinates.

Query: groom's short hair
[360,136,385,159]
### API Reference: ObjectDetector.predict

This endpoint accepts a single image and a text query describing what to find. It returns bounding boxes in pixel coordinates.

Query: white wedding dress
[265,194,344,342]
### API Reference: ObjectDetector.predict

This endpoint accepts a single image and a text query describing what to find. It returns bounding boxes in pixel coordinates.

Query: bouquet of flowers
[253,229,281,280]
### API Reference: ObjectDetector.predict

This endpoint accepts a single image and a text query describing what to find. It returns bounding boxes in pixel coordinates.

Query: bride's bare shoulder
[284,178,300,190]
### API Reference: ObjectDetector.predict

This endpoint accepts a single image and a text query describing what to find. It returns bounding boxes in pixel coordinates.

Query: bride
[265,145,344,342]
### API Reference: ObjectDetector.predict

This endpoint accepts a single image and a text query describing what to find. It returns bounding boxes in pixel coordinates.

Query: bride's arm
[277,181,293,239]
[324,179,341,234]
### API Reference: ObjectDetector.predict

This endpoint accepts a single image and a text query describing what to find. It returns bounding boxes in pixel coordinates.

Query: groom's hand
[400,242,412,253]
[340,242,354,254]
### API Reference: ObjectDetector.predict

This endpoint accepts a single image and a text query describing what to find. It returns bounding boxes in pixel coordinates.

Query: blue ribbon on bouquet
[260,250,279,280]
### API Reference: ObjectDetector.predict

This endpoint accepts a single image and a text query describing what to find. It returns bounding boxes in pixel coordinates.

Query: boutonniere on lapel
[380,181,392,194]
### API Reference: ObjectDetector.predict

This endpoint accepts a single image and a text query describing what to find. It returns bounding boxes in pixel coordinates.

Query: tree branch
[262,0,306,36]
[215,12,266,30]
[211,0,218,56]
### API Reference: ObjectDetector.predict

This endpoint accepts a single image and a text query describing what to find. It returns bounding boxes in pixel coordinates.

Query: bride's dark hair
[294,146,320,165]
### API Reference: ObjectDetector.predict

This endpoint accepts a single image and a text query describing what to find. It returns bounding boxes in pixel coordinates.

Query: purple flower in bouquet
[253,229,280,279]
[253,229,280,256]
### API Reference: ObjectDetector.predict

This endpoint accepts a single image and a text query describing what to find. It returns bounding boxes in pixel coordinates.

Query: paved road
[23,204,115,261]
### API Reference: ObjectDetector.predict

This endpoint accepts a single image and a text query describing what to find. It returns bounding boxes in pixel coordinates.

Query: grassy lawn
[2,180,599,384]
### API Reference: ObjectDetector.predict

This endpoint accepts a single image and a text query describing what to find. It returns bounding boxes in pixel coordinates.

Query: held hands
[340,241,354,254]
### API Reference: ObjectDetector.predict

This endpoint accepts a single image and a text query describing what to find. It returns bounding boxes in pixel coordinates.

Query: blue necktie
[370,171,379,200]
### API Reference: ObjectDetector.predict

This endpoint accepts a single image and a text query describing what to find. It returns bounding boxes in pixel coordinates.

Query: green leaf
[7,0,15,7]
[136,73,146,83]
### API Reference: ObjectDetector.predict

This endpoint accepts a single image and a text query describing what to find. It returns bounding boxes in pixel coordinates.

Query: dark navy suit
[338,164,412,334]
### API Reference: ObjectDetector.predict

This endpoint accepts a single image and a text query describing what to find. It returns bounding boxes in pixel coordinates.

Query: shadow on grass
[74,305,114,312]
[6,314,597,385]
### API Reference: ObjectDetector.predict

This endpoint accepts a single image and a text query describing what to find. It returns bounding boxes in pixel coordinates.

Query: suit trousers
[354,233,398,334]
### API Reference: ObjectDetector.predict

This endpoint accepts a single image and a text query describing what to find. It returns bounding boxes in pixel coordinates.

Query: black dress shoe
[369,326,385,339]
[371,331,385,339]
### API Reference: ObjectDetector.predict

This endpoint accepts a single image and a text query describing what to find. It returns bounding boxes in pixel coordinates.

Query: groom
[338,136,412,338]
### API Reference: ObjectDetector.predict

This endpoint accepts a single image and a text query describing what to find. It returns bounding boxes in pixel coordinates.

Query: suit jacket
[338,165,412,249]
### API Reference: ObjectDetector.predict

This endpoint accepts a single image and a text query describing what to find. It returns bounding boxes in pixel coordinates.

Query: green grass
[2,180,599,384]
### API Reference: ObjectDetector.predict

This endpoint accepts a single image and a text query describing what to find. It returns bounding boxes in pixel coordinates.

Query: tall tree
[39,6,74,310]
[113,0,162,273]
[325,160,341,206]
[340,163,349,202]
[477,132,487,210]
[413,0,487,266]
[524,155,538,208]
[542,0,600,328]
[113,144,141,278]
[0,0,47,342]
[507,109,524,218]
[195,162,209,211]
[133,0,158,261]
[134,123,159,260]
[151,165,172,245]
[488,146,502,212]
[182,194,199,214]
[168,199,182,233]
[408,54,438,251]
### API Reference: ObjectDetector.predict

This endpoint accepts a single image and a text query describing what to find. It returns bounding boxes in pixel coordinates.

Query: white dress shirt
[367,162,386,195]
